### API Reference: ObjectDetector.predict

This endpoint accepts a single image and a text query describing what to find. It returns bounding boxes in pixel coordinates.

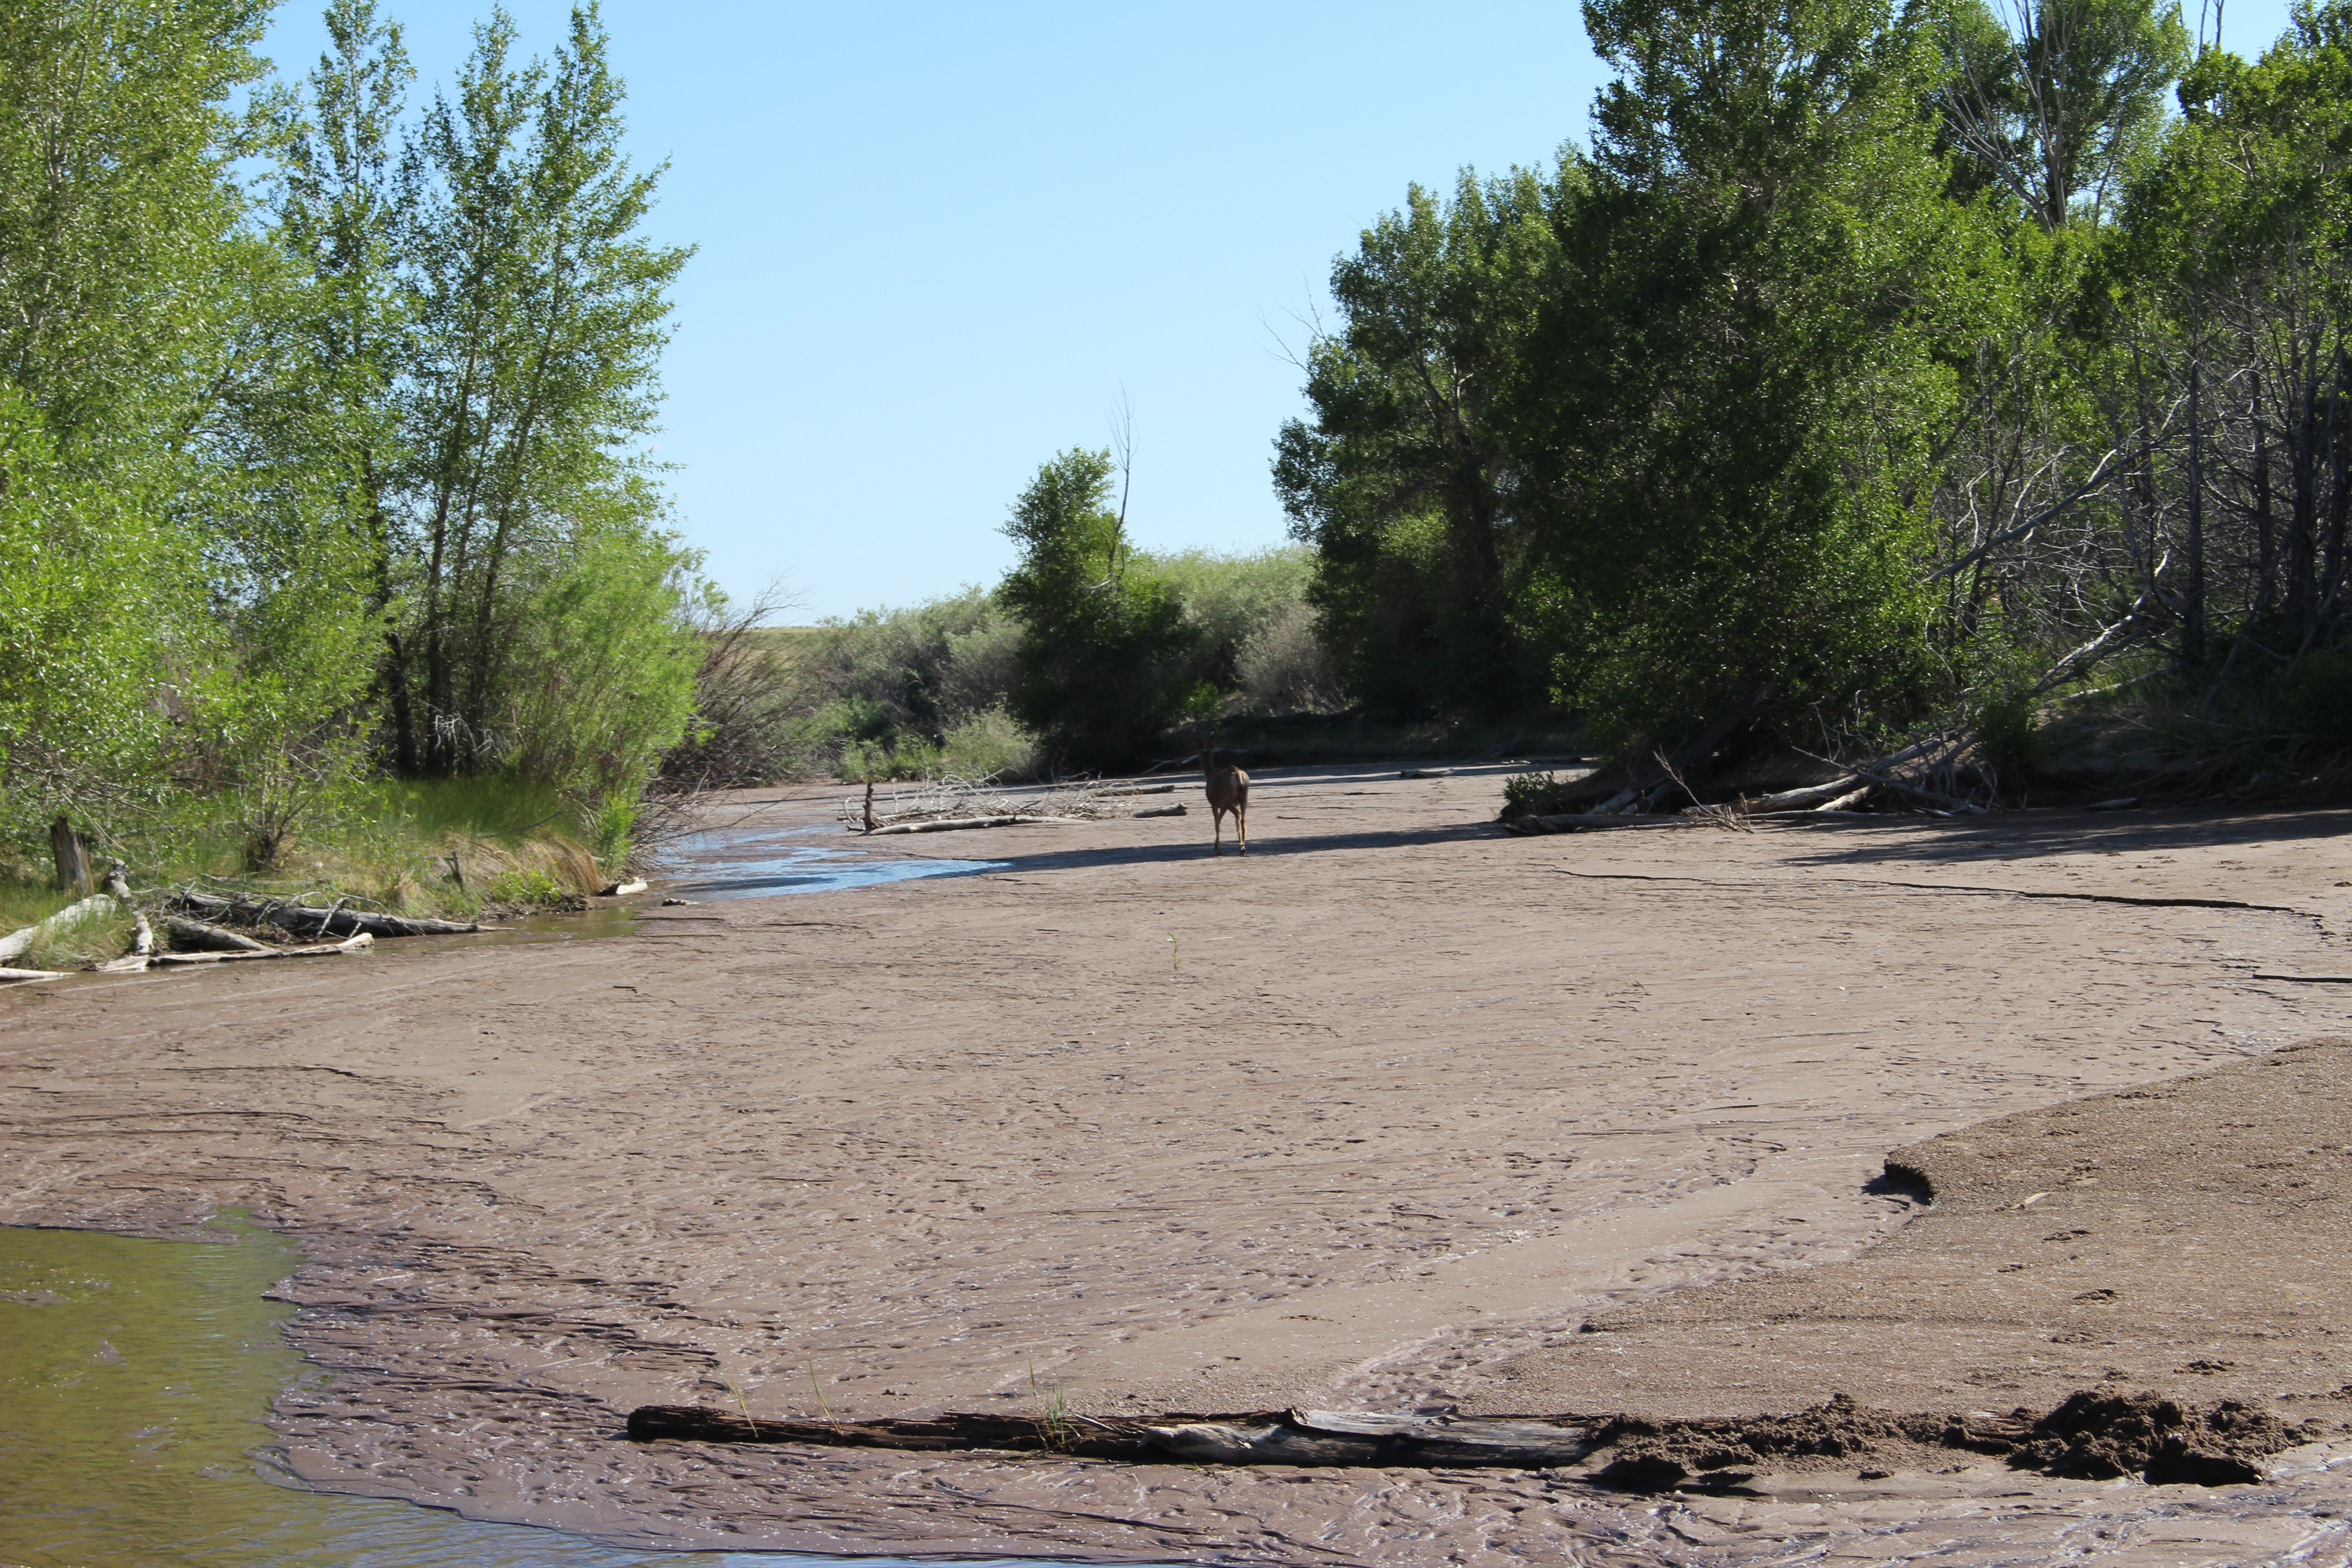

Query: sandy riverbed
[5,764,2352,1564]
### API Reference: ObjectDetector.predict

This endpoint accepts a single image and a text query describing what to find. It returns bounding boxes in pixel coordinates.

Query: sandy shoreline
[5,765,2352,1563]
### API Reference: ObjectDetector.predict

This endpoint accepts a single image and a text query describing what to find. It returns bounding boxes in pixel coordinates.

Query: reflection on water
[662,840,1005,902]
[0,1223,1100,1568]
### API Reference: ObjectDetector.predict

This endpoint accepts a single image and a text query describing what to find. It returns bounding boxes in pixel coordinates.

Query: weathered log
[861,814,1071,836]
[624,1404,1595,1468]
[167,891,478,938]
[50,816,91,893]
[162,916,270,953]
[151,932,373,965]
[1131,804,1187,818]
[598,879,649,897]
[1839,760,1984,814]
[0,893,119,965]
[1739,775,1866,813]
[1400,768,1453,779]
[0,966,71,985]
[1100,783,1176,797]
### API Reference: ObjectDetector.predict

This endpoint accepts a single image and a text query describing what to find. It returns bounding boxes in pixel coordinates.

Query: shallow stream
[0,1222,1108,1568]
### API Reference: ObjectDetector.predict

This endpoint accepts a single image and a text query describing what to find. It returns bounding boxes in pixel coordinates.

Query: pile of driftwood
[840,775,1187,837]
[1507,721,1988,837]
[0,855,481,985]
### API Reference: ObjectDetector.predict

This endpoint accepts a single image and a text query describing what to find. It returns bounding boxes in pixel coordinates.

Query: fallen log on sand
[1131,804,1187,818]
[152,932,374,965]
[626,1406,1597,1467]
[1099,783,1176,797]
[163,916,270,952]
[627,1391,2297,1488]
[0,966,72,985]
[861,815,1072,836]
[167,890,478,938]
[1739,775,1867,813]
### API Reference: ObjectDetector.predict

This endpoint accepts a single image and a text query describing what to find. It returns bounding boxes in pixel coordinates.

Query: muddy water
[0,1222,1112,1568]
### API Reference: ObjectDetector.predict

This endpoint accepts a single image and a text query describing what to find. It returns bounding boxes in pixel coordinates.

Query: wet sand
[5,766,2352,1564]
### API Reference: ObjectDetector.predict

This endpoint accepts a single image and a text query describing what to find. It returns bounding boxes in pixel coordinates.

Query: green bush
[997,450,1202,771]
[1500,769,1575,818]
[483,867,573,908]
[939,706,1040,779]
[500,527,703,800]
[1972,683,2043,799]
[2254,642,2352,759]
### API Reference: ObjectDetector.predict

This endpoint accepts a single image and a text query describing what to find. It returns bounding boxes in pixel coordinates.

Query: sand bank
[4,766,2350,1563]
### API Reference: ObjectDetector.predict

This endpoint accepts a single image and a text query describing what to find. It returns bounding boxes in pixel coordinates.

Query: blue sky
[257,0,2297,622]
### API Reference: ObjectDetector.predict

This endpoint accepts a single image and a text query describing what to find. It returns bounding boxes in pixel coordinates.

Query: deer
[1199,732,1249,855]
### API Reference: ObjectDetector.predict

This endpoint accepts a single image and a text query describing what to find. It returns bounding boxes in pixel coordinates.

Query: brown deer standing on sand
[1199,733,1249,855]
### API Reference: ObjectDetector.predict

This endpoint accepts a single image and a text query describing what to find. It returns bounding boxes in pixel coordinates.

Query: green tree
[998,449,1200,770]
[1274,168,1561,718]
[1934,0,2189,230]
[0,0,379,856]
[1505,0,1971,748]
[397,3,693,778]
[274,0,421,759]
[0,0,269,453]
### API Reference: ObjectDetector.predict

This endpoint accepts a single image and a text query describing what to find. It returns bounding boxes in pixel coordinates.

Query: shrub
[1236,600,1347,714]
[939,706,1041,779]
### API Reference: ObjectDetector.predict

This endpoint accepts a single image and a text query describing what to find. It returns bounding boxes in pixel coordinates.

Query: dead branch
[152,933,374,966]
[860,814,1073,836]
[167,890,479,939]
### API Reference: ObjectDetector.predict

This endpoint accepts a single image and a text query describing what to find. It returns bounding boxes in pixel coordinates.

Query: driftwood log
[1738,775,1866,813]
[167,890,478,938]
[626,1405,1596,1468]
[152,932,373,965]
[862,814,1070,836]
[162,916,270,953]
[1131,803,1187,818]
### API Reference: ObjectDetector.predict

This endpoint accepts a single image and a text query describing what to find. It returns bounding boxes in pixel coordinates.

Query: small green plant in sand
[1030,1356,1077,1450]
[717,1369,764,1439]
[1501,770,1569,818]
[806,1356,842,1430]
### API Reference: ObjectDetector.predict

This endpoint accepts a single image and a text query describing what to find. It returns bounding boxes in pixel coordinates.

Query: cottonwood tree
[391,4,695,780]
[1274,168,1560,719]
[998,448,1199,770]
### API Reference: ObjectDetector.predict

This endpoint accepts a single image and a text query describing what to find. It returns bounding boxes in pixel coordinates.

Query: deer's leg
[1236,799,1248,853]
[1210,805,1223,855]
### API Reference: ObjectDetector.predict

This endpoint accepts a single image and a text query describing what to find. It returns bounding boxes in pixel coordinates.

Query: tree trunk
[2183,356,2207,669]
[49,816,89,893]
